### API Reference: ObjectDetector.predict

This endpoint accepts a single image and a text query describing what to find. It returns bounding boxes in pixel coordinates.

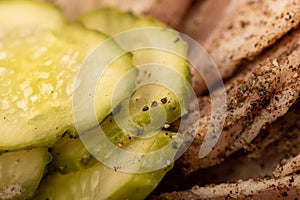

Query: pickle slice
[0,1,135,150]
[0,148,51,200]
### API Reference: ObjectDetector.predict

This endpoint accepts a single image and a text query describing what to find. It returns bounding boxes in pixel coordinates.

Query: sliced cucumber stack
[34,130,175,200]
[49,114,131,174]
[42,111,179,199]
[0,1,135,150]
[34,7,191,200]
[79,7,191,126]
[0,148,51,200]
[79,7,164,35]
[48,134,98,174]
[1,2,191,200]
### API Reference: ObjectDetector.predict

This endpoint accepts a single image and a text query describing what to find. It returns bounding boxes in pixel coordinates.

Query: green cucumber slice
[34,130,176,200]
[0,1,135,150]
[79,7,164,36]
[49,133,98,174]
[48,114,132,174]
[35,8,190,200]
[0,0,65,31]
[79,7,191,127]
[49,106,176,174]
[0,148,51,200]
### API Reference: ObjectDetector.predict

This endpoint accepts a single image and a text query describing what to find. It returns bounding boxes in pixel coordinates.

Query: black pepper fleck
[174,38,180,43]
[281,191,288,197]
[161,97,167,104]
[151,101,158,107]
[142,105,149,111]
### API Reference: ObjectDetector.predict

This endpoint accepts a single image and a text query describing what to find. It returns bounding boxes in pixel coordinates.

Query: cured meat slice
[274,153,300,178]
[156,175,300,199]
[181,0,232,44]
[191,0,300,94]
[179,30,300,174]
[246,98,300,159]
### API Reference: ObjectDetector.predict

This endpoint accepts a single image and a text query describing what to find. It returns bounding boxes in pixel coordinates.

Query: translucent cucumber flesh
[0,26,97,149]
[49,114,131,174]
[35,8,191,200]
[0,3,135,150]
[49,134,98,174]
[0,0,65,31]
[0,148,51,200]
[49,111,175,174]
[79,7,164,36]
[0,3,191,200]
[79,8,191,126]
[35,163,172,200]
[34,131,176,200]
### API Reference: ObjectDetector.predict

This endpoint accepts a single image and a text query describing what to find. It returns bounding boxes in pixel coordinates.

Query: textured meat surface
[205,0,300,77]
[246,98,300,159]
[225,30,300,160]
[152,100,300,195]
[181,0,232,44]
[226,27,300,83]
[156,175,300,199]
[274,153,300,178]
[146,0,193,28]
[178,29,300,174]
[191,0,300,95]
[184,0,232,96]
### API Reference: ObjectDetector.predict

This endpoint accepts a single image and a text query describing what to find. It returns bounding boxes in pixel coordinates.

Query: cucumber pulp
[48,106,180,173]
[48,114,131,174]
[0,3,191,200]
[0,148,51,200]
[34,130,177,200]
[79,7,164,35]
[79,7,191,128]
[0,0,65,31]
[0,1,136,150]
[35,9,189,200]
[34,8,191,200]
[48,133,98,174]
